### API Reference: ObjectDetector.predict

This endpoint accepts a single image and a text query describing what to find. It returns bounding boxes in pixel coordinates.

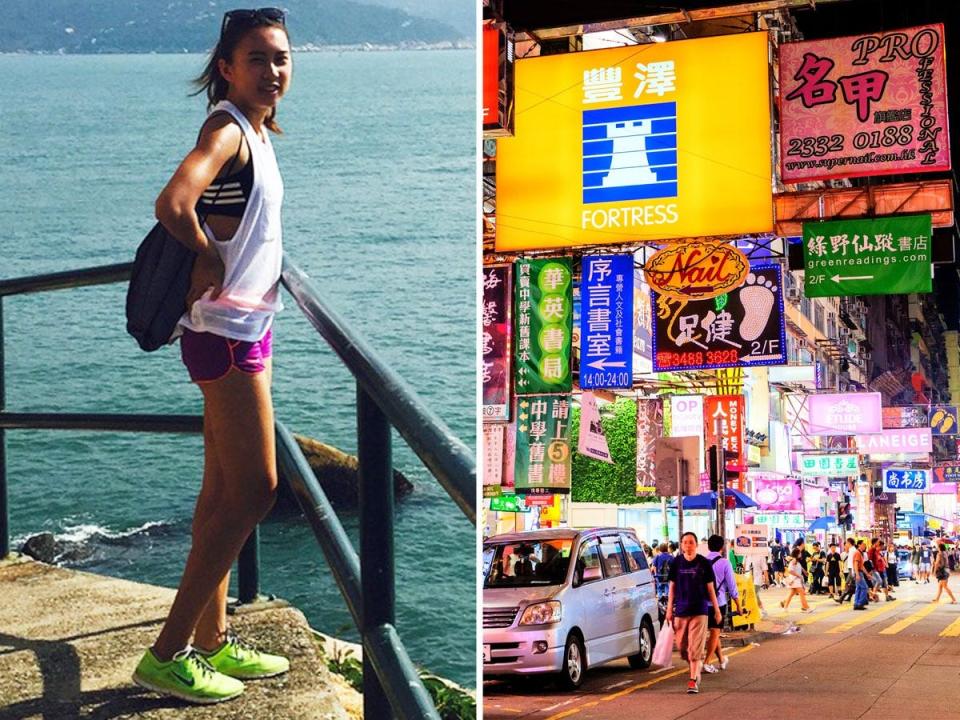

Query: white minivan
[482,527,660,689]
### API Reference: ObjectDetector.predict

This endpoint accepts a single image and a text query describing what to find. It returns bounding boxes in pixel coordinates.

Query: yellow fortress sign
[496,32,774,251]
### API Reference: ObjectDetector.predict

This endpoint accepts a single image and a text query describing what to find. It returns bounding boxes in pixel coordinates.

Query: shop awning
[680,490,757,510]
[808,516,837,532]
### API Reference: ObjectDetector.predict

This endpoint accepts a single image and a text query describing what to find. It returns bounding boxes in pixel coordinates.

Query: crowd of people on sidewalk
[644,532,958,693]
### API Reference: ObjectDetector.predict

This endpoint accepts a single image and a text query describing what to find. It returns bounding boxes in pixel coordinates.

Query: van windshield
[484,539,574,587]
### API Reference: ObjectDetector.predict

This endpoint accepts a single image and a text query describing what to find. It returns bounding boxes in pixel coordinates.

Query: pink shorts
[180,327,272,384]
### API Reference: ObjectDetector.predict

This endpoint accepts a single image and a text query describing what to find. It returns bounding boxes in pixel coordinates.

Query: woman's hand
[186,252,224,311]
[664,608,673,627]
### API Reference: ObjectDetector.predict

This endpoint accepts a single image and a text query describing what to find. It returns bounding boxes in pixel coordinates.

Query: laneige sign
[854,427,933,454]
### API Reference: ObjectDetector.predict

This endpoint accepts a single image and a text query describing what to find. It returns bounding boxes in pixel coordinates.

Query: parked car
[482,527,660,689]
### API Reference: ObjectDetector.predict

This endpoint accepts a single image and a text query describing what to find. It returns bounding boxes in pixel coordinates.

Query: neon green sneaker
[132,647,245,704]
[197,633,290,679]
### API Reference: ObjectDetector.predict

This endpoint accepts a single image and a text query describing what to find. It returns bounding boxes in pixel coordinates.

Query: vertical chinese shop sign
[515,396,572,494]
[482,424,505,497]
[514,258,573,394]
[581,255,634,389]
[780,24,950,183]
[483,264,512,421]
[636,398,664,497]
[704,395,747,480]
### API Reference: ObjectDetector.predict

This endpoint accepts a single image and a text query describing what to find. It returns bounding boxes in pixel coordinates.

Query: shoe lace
[174,647,217,680]
[227,632,259,657]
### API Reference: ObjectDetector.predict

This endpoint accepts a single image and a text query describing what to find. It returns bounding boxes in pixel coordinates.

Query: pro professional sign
[482,265,512,421]
[652,264,787,372]
[798,453,861,477]
[514,258,573,394]
[495,32,773,251]
[779,24,950,183]
[883,467,931,492]
[802,214,933,297]
[855,427,933,455]
[580,255,633,389]
[807,392,882,435]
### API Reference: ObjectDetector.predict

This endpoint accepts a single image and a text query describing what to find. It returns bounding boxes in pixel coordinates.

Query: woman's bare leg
[152,367,277,661]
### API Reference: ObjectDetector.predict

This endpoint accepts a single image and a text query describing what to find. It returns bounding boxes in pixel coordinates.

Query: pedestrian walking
[826,543,843,599]
[853,540,870,610]
[932,543,957,604]
[919,543,934,583]
[703,535,741,674]
[870,539,894,601]
[912,543,922,582]
[779,549,811,612]
[653,542,672,598]
[836,538,858,604]
[809,542,826,594]
[664,532,723,695]
[770,538,786,586]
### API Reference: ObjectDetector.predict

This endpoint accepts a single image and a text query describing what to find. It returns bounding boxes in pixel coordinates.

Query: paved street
[483,575,960,719]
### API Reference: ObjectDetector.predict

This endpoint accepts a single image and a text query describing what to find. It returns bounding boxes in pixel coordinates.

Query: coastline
[0,40,474,56]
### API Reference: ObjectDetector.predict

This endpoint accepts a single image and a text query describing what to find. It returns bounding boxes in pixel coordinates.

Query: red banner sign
[704,395,747,483]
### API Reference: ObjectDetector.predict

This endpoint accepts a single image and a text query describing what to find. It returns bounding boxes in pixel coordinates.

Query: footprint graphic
[739,273,777,341]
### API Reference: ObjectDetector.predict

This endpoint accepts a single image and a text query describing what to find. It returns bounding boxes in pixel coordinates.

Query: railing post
[357,383,395,719]
[0,297,7,559]
[237,527,260,604]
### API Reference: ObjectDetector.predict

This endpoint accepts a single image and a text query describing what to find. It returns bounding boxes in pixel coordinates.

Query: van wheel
[559,634,585,690]
[628,619,655,669]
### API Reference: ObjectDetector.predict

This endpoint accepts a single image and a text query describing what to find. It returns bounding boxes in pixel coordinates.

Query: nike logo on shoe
[172,671,195,687]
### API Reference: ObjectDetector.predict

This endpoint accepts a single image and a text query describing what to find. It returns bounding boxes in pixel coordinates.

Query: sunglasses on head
[221,7,286,36]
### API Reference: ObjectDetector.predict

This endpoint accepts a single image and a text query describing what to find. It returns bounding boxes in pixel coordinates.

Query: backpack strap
[709,556,731,599]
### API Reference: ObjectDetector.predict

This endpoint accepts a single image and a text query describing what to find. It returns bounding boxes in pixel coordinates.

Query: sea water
[0,50,476,685]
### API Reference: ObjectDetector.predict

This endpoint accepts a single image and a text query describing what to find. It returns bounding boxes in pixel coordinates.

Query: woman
[780,549,811,612]
[932,543,957,604]
[132,8,292,704]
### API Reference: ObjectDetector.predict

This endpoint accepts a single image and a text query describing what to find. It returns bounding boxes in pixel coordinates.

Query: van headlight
[519,601,562,626]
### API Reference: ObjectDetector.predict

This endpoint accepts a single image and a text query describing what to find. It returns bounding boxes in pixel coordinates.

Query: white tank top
[178,100,284,342]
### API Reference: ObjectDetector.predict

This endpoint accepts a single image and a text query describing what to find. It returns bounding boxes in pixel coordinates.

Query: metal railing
[0,258,476,720]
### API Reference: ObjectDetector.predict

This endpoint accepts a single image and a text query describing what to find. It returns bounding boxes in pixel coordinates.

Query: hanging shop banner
[652,264,787,372]
[704,395,746,472]
[855,480,873,531]
[807,392,882,435]
[669,395,705,473]
[578,391,614,464]
[734,524,770,554]
[635,398,664,497]
[514,395,572,494]
[514,258,573,394]
[489,494,530,513]
[883,467,931,492]
[883,405,929,429]
[482,424,505,495]
[855,427,933,455]
[495,31,773,251]
[633,265,653,374]
[483,264,512,422]
[930,405,960,435]
[802,214,933,297]
[482,24,514,137]
[754,477,803,512]
[644,240,750,301]
[749,512,806,529]
[580,255,634,389]
[934,465,960,483]
[926,481,957,495]
[779,24,950,183]
[798,453,861,477]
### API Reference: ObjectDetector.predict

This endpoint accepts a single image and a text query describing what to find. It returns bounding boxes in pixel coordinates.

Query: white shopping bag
[651,622,674,667]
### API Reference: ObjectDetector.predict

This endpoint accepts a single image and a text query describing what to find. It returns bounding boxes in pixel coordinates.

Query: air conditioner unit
[786,288,801,302]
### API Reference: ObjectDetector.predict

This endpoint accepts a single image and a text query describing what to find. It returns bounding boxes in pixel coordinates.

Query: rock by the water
[21,533,57,563]
[273,435,414,514]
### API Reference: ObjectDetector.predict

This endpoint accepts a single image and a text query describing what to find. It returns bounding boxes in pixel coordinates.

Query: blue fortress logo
[582,102,678,204]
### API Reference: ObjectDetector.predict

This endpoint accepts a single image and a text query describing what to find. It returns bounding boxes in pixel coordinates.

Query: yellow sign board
[731,573,761,628]
[496,33,773,251]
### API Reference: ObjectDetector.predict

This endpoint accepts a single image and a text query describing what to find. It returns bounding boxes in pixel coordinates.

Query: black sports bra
[196,155,254,218]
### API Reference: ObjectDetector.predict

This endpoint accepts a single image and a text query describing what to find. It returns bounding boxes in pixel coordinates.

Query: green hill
[1,0,467,53]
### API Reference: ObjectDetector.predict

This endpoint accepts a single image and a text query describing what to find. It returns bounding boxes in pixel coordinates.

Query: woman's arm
[155,115,243,307]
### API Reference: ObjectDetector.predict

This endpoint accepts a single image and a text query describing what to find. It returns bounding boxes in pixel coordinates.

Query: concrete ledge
[0,559,356,719]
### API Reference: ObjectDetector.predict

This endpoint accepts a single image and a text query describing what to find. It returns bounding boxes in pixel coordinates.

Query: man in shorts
[665,532,723,694]
[919,543,933,583]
